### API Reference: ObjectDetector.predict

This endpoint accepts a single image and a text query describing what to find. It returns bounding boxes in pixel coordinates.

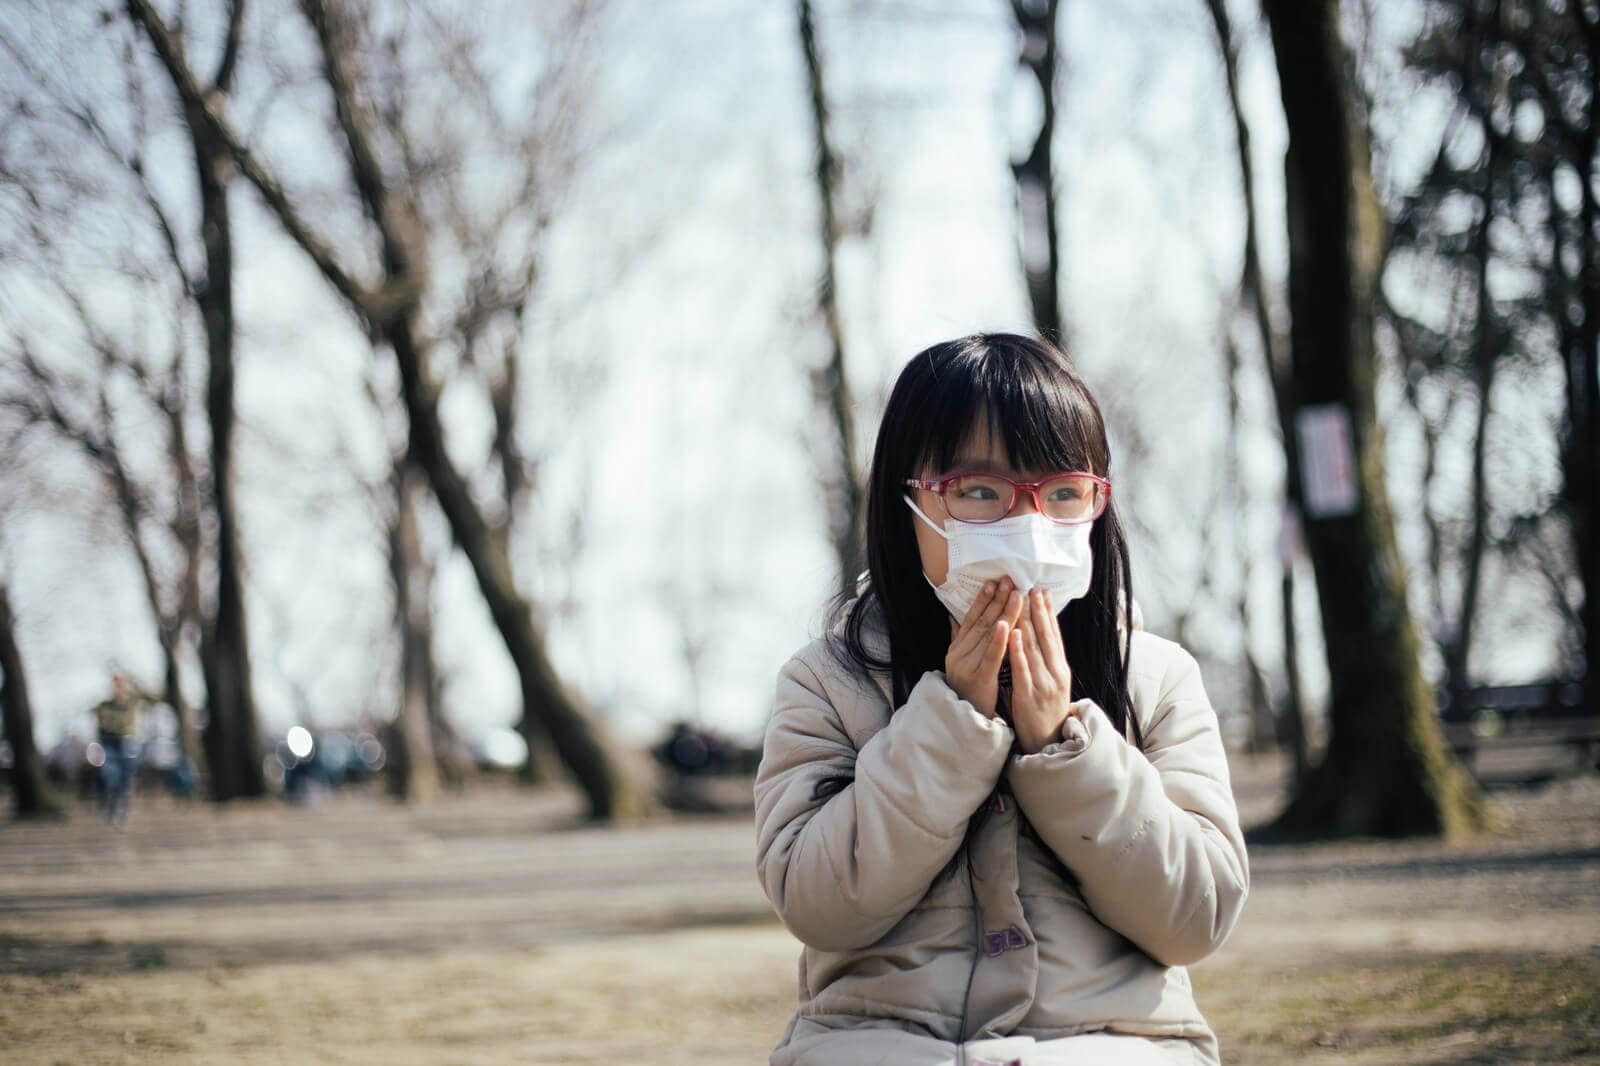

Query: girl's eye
[1048,486,1081,502]
[955,484,1000,500]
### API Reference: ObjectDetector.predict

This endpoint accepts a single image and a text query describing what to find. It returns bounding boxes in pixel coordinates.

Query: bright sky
[0,0,1573,760]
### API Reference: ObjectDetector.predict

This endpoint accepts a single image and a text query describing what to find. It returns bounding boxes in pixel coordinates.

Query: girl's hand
[1009,587,1077,753]
[945,577,1024,718]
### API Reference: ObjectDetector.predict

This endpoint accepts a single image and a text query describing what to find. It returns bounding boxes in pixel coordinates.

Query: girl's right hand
[945,577,1024,718]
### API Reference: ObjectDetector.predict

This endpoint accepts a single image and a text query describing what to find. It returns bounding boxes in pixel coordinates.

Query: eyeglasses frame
[904,470,1112,526]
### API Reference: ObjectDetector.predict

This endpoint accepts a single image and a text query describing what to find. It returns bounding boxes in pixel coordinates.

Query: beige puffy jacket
[754,609,1248,1065]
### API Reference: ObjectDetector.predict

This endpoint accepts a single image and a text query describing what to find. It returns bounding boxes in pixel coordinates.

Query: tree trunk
[387,322,643,818]
[1445,128,1498,709]
[1441,0,1509,714]
[190,112,263,802]
[1203,0,1308,773]
[797,0,864,597]
[483,338,549,785]
[421,630,466,790]
[1012,0,1064,342]
[1278,549,1309,780]
[386,459,441,803]
[1570,12,1600,719]
[0,585,63,819]
[166,370,209,781]
[1224,333,1273,754]
[1259,0,1487,839]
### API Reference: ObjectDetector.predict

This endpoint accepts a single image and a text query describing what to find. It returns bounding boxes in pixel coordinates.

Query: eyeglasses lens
[943,474,1101,523]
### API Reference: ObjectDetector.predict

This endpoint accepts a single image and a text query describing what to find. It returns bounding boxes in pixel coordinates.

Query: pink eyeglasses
[905,470,1110,525]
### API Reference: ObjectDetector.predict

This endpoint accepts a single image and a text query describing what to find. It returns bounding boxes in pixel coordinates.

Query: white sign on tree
[1295,404,1359,519]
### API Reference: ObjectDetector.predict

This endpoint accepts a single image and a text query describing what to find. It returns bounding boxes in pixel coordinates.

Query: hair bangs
[912,338,1103,478]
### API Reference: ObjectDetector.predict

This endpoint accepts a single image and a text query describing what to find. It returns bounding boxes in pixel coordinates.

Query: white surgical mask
[904,494,1094,621]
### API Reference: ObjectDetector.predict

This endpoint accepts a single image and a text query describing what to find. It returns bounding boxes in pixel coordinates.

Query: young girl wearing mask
[754,333,1248,1066]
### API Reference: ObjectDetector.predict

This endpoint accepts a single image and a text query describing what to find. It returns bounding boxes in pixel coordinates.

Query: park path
[0,783,765,971]
[0,757,1597,1064]
[2,759,1596,974]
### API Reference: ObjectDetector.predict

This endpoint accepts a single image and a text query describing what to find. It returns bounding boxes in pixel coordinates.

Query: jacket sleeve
[754,655,1013,952]
[1004,645,1249,966]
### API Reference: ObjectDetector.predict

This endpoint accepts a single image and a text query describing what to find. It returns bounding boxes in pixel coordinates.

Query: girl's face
[912,418,1047,587]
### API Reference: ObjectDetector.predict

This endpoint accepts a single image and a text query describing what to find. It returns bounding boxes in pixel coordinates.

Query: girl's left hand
[1008,587,1078,754]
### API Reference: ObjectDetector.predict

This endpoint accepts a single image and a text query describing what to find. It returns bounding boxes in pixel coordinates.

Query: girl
[754,333,1248,1066]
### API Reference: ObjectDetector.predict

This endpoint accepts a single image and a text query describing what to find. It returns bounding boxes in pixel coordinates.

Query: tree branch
[297,0,419,310]
[124,0,379,320]
[213,0,247,92]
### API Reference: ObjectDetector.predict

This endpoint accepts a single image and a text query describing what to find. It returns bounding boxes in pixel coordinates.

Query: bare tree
[0,582,62,819]
[1201,0,1308,777]
[1259,0,1486,838]
[124,0,644,818]
[798,0,865,597]
[1011,0,1064,341]
[411,7,604,782]
[1,345,207,782]
[1387,0,1594,711]
[0,18,218,789]
[186,0,266,802]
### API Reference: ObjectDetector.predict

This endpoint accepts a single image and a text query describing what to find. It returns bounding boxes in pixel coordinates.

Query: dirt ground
[0,753,1596,1066]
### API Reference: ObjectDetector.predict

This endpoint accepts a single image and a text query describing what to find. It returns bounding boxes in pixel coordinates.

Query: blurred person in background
[755,334,1249,1065]
[93,671,146,824]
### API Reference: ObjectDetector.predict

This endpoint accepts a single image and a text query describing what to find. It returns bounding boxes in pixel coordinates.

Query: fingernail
[983,580,995,594]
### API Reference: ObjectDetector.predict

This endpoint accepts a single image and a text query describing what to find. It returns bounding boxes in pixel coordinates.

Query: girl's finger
[975,578,1014,631]
[1031,589,1064,668]
[953,600,1005,670]
[1009,627,1033,694]
[1038,589,1073,681]
[998,587,1025,631]
[1023,592,1052,678]
[981,619,1011,674]
[956,580,998,636]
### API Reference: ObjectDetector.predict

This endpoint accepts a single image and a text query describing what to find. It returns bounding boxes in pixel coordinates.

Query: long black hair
[830,332,1141,746]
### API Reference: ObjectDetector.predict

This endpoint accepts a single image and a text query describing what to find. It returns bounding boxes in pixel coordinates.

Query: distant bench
[1439,679,1599,775]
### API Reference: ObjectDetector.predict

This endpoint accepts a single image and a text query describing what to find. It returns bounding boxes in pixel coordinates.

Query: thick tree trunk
[0,586,62,819]
[1260,0,1487,839]
[797,0,864,597]
[1012,0,1064,342]
[386,459,441,803]
[190,113,263,802]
